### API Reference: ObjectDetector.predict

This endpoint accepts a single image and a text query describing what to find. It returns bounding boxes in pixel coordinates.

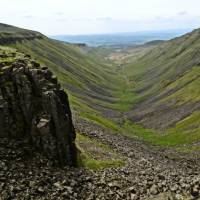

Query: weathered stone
[53,182,64,190]
[191,184,200,197]
[0,48,77,166]
[150,184,158,195]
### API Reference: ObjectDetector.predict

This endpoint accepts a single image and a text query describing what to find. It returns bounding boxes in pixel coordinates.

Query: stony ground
[1,121,200,200]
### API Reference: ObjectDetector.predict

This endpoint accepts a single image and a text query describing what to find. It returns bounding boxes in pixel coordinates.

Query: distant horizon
[1,0,200,35]
[0,22,194,38]
[49,28,193,37]
[49,28,192,47]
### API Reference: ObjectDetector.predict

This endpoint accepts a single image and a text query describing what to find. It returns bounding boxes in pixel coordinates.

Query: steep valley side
[1,23,200,149]
[0,23,200,200]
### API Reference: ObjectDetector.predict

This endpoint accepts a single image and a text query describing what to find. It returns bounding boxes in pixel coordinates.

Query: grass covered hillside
[0,23,200,150]
[0,23,42,44]
[0,23,124,126]
[114,29,200,146]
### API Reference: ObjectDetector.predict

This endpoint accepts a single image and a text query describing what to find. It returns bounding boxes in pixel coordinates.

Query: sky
[0,0,200,35]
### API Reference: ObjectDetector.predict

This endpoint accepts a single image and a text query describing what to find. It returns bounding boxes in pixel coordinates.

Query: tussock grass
[76,134,124,170]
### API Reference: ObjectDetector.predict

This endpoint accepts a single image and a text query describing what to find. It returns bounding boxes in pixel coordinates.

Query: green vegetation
[1,23,200,152]
[122,115,200,146]
[0,23,41,42]
[111,87,139,111]
[80,112,120,132]
[159,66,200,104]
[76,134,124,170]
[77,113,200,148]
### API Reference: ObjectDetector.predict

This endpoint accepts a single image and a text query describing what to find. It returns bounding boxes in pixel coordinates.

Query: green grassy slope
[0,23,200,149]
[0,23,124,121]
[0,23,42,44]
[114,29,200,145]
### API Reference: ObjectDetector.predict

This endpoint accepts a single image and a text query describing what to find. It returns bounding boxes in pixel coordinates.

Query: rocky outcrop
[0,47,77,166]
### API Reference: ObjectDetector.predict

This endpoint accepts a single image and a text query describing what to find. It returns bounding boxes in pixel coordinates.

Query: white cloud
[22,15,35,19]
[0,0,200,34]
[178,11,188,16]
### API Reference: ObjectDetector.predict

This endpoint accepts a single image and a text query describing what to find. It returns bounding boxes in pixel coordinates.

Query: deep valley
[0,23,200,200]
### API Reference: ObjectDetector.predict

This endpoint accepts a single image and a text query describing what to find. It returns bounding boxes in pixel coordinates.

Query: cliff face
[0,47,76,166]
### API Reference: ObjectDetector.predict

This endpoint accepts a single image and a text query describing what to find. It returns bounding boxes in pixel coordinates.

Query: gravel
[1,120,200,200]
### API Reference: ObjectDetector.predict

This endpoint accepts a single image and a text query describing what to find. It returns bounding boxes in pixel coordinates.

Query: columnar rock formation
[0,47,77,166]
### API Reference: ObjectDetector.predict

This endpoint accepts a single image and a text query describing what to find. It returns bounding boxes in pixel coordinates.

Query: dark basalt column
[0,49,77,166]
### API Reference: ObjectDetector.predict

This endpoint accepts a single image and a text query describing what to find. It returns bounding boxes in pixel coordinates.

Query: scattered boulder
[150,184,158,195]
[191,184,200,197]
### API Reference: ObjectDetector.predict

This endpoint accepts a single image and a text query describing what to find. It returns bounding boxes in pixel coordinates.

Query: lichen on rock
[0,47,77,166]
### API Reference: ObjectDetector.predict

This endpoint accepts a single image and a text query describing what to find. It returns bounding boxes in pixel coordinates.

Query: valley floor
[1,122,200,200]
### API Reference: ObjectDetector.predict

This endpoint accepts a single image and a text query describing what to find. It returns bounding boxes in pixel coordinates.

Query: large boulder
[0,47,77,166]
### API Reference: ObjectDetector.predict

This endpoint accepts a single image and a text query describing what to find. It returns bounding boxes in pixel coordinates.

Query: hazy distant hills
[50,29,192,48]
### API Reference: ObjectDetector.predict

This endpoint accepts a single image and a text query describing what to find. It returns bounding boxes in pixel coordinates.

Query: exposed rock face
[0,47,76,166]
